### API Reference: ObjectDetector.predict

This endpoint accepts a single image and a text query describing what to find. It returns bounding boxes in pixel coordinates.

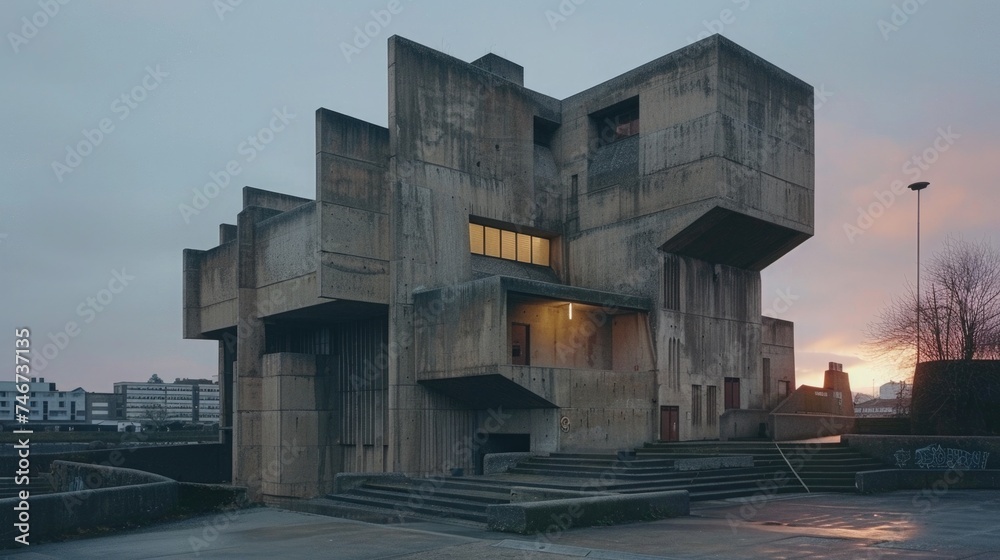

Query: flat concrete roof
[9,490,1000,558]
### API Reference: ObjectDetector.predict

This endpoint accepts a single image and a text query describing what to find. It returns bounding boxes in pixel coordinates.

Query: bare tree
[867,237,1000,365]
[142,403,169,431]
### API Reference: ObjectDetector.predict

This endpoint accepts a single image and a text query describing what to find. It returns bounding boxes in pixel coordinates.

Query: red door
[724,377,741,410]
[660,406,679,442]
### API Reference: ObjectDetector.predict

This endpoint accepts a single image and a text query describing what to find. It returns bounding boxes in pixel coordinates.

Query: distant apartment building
[113,379,220,424]
[0,378,86,427]
[85,392,122,423]
[879,381,912,400]
[855,381,912,418]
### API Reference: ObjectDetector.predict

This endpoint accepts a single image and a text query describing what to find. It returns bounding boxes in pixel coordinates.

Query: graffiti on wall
[893,444,991,470]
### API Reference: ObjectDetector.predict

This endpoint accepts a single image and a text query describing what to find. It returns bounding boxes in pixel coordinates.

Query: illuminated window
[468,222,551,266]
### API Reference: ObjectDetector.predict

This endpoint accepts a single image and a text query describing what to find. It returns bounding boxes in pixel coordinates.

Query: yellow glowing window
[484,227,501,258]
[516,234,532,263]
[531,237,550,266]
[501,230,517,260]
[469,221,551,266]
[469,224,485,254]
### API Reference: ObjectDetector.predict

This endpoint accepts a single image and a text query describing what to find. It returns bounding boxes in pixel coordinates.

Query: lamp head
[908,181,930,191]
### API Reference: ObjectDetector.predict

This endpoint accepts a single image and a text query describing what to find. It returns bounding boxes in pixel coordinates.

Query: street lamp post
[908,181,930,366]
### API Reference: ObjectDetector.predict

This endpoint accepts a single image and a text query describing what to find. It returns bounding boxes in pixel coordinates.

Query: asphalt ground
[4,490,1000,559]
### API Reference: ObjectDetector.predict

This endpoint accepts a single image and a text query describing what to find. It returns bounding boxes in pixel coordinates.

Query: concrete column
[233,206,271,500]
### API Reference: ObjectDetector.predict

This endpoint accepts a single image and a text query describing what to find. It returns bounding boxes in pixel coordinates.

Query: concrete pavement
[3,490,1000,559]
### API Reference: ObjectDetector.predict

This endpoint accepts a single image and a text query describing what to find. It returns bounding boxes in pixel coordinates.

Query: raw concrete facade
[183,35,814,501]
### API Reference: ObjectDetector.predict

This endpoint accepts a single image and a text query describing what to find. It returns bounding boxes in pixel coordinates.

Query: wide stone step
[363,481,510,505]
[326,490,487,523]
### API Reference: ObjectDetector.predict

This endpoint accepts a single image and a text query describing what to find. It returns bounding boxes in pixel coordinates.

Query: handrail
[774,442,809,493]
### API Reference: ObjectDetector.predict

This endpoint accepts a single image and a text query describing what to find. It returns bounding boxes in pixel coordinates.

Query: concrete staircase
[636,441,886,494]
[320,441,887,526]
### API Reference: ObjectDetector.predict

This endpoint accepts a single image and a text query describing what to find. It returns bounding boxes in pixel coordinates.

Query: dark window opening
[533,116,559,148]
[663,255,680,310]
[724,377,741,410]
[707,386,718,426]
[763,358,771,397]
[593,97,639,147]
[691,385,702,427]
[511,323,530,366]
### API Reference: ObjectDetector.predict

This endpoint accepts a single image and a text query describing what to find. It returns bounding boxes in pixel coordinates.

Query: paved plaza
[4,490,1000,559]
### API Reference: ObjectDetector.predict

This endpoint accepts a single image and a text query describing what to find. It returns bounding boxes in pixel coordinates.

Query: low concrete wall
[332,472,408,494]
[486,490,689,534]
[856,469,1000,494]
[0,461,179,548]
[720,409,769,441]
[0,442,230,483]
[484,452,534,475]
[843,435,1000,469]
[769,414,854,441]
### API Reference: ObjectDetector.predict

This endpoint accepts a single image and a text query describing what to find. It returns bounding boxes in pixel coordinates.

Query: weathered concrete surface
[0,461,179,548]
[856,468,1000,494]
[182,33,814,501]
[769,413,855,442]
[843,434,1000,469]
[483,453,533,475]
[485,490,689,534]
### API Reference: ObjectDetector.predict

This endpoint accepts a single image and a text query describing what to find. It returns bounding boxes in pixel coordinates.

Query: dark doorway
[724,377,741,410]
[511,323,530,366]
[476,433,530,475]
[660,406,679,442]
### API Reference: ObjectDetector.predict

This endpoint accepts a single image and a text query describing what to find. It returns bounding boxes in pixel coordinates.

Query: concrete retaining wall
[856,469,1000,494]
[486,490,689,534]
[843,435,1000,470]
[0,461,179,548]
[769,413,854,441]
[0,442,230,483]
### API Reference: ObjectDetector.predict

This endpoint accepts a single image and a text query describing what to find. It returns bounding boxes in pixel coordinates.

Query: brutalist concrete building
[183,34,813,501]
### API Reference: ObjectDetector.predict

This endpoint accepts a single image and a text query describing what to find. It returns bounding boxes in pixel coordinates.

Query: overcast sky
[2,0,997,395]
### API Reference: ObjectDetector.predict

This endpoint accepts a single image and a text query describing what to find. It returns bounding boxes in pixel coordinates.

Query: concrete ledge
[1,461,179,548]
[333,472,408,494]
[178,482,250,511]
[675,455,753,471]
[509,486,613,503]
[484,452,535,475]
[856,469,1000,494]
[486,490,689,534]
